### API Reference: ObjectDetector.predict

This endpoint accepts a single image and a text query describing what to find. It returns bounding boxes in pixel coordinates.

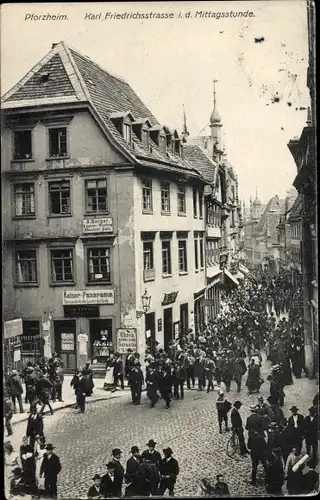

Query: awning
[239,263,250,275]
[233,270,245,280]
[224,268,239,287]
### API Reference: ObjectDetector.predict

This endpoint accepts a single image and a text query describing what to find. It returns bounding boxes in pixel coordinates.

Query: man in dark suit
[141,439,162,468]
[157,447,179,496]
[111,448,124,497]
[245,407,266,438]
[87,474,104,498]
[26,406,44,450]
[159,367,173,409]
[287,405,304,453]
[125,446,143,497]
[101,462,117,497]
[40,444,61,498]
[146,364,159,408]
[231,401,249,456]
[247,430,268,486]
[303,406,318,468]
[112,353,124,392]
[128,362,144,405]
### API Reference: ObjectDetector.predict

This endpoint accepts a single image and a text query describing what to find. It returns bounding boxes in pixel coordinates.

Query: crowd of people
[4,269,319,498]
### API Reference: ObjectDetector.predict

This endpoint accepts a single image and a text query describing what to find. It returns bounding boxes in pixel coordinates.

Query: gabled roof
[254,195,283,234]
[287,194,302,222]
[183,145,218,184]
[2,41,204,180]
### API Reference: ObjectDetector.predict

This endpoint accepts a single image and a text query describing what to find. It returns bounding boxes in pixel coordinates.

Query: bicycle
[226,429,240,457]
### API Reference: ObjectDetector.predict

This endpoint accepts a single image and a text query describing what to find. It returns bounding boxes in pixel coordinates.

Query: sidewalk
[10,375,130,426]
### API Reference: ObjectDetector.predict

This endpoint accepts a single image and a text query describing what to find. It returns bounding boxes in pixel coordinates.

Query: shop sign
[161,291,178,306]
[173,321,180,339]
[78,334,88,356]
[13,347,21,362]
[157,319,162,332]
[62,289,115,305]
[83,217,113,234]
[4,318,23,339]
[64,305,100,317]
[116,328,137,354]
[201,298,215,306]
[61,333,75,351]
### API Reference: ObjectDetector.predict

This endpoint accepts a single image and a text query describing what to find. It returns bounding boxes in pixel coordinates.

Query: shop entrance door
[163,307,173,350]
[145,312,156,352]
[180,303,189,336]
[54,320,76,371]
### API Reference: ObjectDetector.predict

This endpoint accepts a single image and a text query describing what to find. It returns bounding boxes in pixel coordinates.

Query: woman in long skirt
[34,436,46,491]
[246,359,261,394]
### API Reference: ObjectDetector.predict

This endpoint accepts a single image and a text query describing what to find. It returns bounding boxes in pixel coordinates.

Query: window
[161,181,170,213]
[85,179,108,213]
[49,181,71,215]
[124,123,132,145]
[231,186,235,200]
[162,240,172,275]
[175,139,181,155]
[199,237,204,268]
[177,184,186,214]
[143,242,154,271]
[199,190,203,218]
[193,188,198,218]
[13,130,32,160]
[49,127,68,157]
[142,179,153,212]
[14,183,35,216]
[178,240,188,273]
[88,248,111,282]
[194,237,199,271]
[51,249,74,282]
[142,129,149,148]
[22,321,41,357]
[15,250,37,283]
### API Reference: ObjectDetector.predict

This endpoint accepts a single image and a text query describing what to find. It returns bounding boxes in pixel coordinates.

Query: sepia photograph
[1,1,318,498]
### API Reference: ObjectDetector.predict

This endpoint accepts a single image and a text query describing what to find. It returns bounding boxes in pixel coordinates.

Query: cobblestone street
[9,354,318,498]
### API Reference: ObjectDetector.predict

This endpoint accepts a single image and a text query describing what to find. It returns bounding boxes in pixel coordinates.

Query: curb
[11,391,130,427]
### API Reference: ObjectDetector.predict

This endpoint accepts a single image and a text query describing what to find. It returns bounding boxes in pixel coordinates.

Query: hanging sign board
[4,318,23,339]
[116,328,137,354]
[61,333,75,351]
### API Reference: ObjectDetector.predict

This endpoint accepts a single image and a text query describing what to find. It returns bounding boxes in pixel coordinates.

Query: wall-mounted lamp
[141,289,151,313]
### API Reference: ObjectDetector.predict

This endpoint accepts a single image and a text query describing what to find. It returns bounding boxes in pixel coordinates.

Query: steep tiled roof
[183,145,217,183]
[254,196,283,234]
[288,194,302,222]
[2,42,204,180]
[7,54,76,101]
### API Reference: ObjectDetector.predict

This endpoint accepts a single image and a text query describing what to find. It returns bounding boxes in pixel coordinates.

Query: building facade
[2,42,210,372]
[243,194,285,273]
[287,0,317,379]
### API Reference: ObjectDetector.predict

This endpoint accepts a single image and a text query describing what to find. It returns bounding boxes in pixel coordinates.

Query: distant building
[287,0,317,379]
[243,193,285,273]
[188,81,243,289]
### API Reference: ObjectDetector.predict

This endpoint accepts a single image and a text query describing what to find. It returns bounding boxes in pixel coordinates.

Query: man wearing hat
[141,440,162,468]
[101,462,117,497]
[287,406,304,453]
[245,406,266,438]
[112,353,124,392]
[7,369,24,414]
[146,363,160,408]
[87,474,103,498]
[111,448,124,497]
[125,446,142,497]
[231,401,249,456]
[128,361,144,405]
[216,390,232,434]
[40,444,61,498]
[158,447,179,496]
[25,366,37,410]
[303,406,318,468]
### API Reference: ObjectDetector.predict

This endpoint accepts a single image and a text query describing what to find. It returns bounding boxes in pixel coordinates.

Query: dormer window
[123,123,132,146]
[166,133,172,150]
[142,129,149,148]
[159,134,167,153]
[175,139,181,156]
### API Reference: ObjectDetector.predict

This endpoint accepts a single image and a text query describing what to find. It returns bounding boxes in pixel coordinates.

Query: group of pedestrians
[88,440,179,497]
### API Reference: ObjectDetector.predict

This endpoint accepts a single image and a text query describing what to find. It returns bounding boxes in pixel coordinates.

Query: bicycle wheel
[226,433,239,457]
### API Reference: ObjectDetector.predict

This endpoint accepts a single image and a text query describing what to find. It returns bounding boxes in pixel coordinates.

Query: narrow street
[10,354,317,498]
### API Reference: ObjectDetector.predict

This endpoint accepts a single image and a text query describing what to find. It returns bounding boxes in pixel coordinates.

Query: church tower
[210,79,223,162]
[252,187,261,221]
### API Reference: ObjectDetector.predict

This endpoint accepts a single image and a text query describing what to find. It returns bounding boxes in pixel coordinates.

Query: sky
[1,1,310,204]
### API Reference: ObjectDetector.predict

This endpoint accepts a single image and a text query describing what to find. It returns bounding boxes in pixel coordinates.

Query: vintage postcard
[2,1,318,499]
